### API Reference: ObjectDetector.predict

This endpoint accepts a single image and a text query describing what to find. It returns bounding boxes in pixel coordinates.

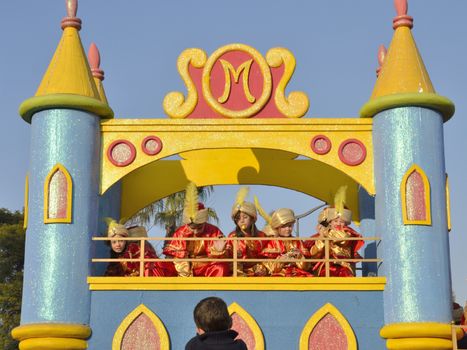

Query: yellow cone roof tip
[361,0,454,122]
[19,0,113,123]
[88,43,109,105]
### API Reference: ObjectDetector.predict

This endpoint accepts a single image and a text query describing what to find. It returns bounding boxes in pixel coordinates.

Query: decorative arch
[445,174,451,232]
[299,303,357,350]
[112,304,169,350]
[44,163,73,224]
[228,302,264,350]
[400,164,431,225]
[23,175,29,229]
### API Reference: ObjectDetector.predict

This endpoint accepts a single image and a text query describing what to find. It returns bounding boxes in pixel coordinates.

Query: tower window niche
[44,164,73,223]
[401,164,431,225]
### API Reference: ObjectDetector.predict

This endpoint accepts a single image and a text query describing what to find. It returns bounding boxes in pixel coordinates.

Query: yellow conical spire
[360,0,454,121]
[19,0,113,123]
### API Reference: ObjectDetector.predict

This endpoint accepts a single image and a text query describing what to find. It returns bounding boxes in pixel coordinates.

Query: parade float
[12,0,461,349]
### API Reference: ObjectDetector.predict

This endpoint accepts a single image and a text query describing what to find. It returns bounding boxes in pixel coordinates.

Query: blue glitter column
[21,109,100,325]
[373,107,451,324]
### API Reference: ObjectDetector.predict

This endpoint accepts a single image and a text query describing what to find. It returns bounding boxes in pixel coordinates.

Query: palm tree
[129,186,218,237]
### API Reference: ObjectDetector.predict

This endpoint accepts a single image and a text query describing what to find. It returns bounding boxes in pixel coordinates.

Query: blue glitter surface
[21,109,100,324]
[373,107,452,324]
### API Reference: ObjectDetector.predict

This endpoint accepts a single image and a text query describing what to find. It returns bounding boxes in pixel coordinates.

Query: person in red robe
[104,221,177,277]
[226,187,268,276]
[163,183,231,277]
[305,186,364,277]
[260,208,313,277]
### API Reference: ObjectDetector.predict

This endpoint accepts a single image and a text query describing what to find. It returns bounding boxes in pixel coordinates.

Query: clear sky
[0,1,465,303]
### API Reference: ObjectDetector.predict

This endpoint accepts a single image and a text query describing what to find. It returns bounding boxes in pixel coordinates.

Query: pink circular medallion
[338,139,366,166]
[311,135,331,155]
[107,140,136,167]
[142,136,163,156]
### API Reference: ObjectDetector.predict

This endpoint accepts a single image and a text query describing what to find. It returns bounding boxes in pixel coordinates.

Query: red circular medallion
[310,135,332,155]
[142,136,163,156]
[107,140,136,167]
[338,139,366,166]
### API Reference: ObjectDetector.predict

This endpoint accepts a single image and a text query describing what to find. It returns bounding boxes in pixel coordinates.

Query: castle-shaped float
[12,0,461,349]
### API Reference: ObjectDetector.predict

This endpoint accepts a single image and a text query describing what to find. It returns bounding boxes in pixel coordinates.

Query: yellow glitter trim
[360,93,454,122]
[112,304,169,350]
[23,175,29,229]
[19,94,114,123]
[386,338,453,350]
[400,164,431,226]
[163,48,207,118]
[299,303,357,350]
[446,174,451,232]
[266,47,309,118]
[202,44,272,118]
[88,276,386,291]
[12,323,91,349]
[44,163,73,224]
[228,302,265,350]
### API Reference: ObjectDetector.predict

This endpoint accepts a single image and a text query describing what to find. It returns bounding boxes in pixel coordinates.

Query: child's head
[107,219,129,253]
[193,297,232,333]
[271,208,296,237]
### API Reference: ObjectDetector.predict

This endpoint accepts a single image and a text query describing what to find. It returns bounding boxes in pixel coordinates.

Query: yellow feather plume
[334,185,347,215]
[234,186,249,207]
[254,195,271,225]
[184,182,198,223]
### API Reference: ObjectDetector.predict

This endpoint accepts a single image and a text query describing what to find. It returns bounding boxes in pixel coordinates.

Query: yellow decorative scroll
[163,48,207,118]
[266,48,309,118]
[218,59,255,104]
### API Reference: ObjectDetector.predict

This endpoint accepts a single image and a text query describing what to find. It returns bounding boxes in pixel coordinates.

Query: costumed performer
[226,187,268,277]
[306,186,364,277]
[163,182,231,277]
[258,202,312,277]
[104,220,176,277]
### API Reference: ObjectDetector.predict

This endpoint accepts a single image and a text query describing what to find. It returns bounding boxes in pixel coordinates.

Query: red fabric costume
[261,239,312,277]
[163,223,231,277]
[105,241,177,277]
[306,225,364,277]
[226,230,268,276]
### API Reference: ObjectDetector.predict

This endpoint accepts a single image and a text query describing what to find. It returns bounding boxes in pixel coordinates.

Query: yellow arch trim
[112,304,169,350]
[445,174,451,232]
[299,303,357,350]
[400,164,431,225]
[228,302,265,350]
[24,174,29,229]
[44,163,73,224]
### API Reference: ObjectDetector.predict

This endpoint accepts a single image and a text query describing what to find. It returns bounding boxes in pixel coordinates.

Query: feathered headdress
[231,187,257,220]
[182,182,208,224]
[104,217,128,237]
[317,185,352,224]
[254,196,271,225]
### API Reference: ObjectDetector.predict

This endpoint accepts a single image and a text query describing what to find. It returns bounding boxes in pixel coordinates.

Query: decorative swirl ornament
[266,48,310,118]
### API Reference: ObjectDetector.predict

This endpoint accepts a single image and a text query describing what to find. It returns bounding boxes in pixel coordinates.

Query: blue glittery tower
[360,3,456,349]
[12,3,113,348]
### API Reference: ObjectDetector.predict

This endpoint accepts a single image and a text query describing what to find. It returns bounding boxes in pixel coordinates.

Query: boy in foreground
[185,297,247,350]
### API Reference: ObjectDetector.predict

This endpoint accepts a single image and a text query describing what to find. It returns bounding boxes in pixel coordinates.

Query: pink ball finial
[88,43,104,81]
[376,45,387,77]
[61,0,82,30]
[393,0,413,29]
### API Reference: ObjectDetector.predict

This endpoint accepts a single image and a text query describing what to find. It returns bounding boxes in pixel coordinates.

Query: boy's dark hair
[193,297,232,332]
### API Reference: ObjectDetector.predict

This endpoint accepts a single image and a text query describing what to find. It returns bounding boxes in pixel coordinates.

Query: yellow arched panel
[299,303,357,350]
[400,164,431,225]
[100,118,374,197]
[112,304,169,350]
[44,163,73,224]
[228,302,264,350]
[119,154,361,224]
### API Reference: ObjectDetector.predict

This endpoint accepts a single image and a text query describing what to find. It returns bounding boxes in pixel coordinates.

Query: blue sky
[0,1,465,302]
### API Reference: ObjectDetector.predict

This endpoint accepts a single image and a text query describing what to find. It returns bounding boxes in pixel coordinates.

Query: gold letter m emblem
[218,59,255,104]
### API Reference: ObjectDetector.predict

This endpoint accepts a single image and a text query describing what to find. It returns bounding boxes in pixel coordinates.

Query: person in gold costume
[306,186,364,277]
[259,206,312,277]
[163,183,231,277]
[226,187,268,276]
